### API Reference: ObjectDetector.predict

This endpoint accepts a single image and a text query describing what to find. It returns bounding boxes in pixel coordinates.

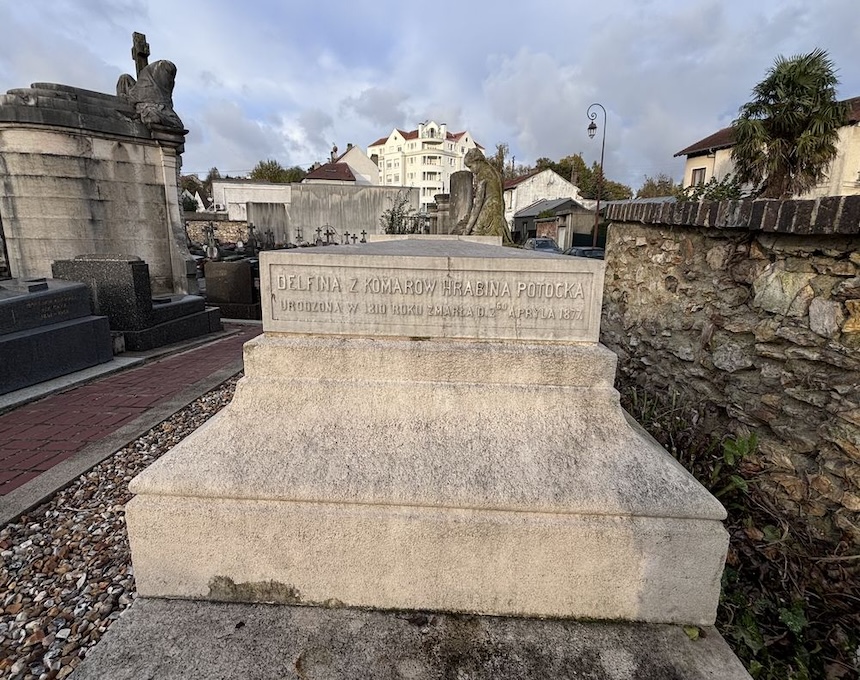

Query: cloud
[1,0,858,188]
[340,87,412,131]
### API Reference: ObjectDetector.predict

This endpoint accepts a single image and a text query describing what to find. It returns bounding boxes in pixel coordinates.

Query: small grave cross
[131,32,150,77]
[360,230,367,243]
[343,232,351,244]
[351,234,358,244]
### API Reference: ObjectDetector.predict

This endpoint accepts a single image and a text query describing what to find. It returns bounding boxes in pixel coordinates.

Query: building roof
[303,162,356,182]
[503,168,544,190]
[514,198,575,218]
[674,127,735,157]
[675,95,860,158]
[368,127,475,149]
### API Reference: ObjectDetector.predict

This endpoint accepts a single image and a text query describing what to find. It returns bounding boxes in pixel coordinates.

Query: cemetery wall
[0,126,181,293]
[246,185,419,245]
[601,197,860,545]
[185,215,248,244]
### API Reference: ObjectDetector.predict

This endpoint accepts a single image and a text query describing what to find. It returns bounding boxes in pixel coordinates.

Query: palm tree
[731,48,849,199]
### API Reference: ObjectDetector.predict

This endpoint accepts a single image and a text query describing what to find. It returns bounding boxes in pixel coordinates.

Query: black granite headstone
[52,255,222,351]
[0,279,113,395]
[203,261,261,320]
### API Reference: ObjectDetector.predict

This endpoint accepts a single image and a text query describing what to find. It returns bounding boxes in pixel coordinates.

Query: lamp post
[586,103,606,248]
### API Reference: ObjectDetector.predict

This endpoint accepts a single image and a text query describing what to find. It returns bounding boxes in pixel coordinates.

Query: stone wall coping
[605,196,860,236]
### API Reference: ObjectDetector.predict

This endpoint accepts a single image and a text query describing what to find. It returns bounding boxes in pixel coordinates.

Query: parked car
[564,246,605,260]
[522,237,562,253]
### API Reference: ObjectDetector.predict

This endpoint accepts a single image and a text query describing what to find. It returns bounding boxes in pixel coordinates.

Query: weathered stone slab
[260,241,603,343]
[72,598,752,680]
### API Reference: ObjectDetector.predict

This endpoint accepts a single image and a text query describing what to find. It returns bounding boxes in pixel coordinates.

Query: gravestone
[203,260,261,320]
[0,278,112,395]
[52,255,221,351]
[77,237,750,678]
[125,239,728,622]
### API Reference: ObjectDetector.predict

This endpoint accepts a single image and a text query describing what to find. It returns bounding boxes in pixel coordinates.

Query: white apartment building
[367,121,482,212]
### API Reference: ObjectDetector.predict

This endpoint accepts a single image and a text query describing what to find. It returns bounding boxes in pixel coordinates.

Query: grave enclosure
[77,238,751,678]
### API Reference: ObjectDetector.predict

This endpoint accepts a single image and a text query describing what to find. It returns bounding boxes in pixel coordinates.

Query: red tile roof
[676,96,860,157]
[304,162,356,182]
[368,127,476,148]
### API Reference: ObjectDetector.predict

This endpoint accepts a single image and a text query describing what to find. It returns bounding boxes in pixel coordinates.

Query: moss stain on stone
[208,576,303,604]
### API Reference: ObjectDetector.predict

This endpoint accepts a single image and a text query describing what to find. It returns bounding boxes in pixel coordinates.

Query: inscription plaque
[261,242,604,342]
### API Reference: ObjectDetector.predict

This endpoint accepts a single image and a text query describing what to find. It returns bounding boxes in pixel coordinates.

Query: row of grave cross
[313,227,368,245]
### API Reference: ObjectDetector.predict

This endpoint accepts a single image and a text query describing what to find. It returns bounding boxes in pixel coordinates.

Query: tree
[249,159,306,183]
[677,174,746,202]
[731,48,849,199]
[379,189,416,234]
[532,154,631,200]
[181,194,199,212]
[203,166,221,198]
[636,173,681,199]
[488,142,533,180]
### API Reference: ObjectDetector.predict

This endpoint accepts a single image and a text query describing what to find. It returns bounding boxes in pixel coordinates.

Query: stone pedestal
[126,240,729,625]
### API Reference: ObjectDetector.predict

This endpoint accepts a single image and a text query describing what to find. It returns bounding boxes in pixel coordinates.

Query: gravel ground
[0,375,240,680]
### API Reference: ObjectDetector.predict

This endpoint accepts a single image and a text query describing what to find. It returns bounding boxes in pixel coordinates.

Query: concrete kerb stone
[0,352,245,528]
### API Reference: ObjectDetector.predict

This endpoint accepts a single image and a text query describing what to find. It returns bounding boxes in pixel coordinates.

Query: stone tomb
[125,239,729,626]
[0,278,112,395]
[203,260,261,320]
[52,255,221,351]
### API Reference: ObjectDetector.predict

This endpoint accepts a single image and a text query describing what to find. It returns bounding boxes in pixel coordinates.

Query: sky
[0,0,858,191]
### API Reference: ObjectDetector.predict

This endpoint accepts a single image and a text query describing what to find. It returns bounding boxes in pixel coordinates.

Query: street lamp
[586,103,606,248]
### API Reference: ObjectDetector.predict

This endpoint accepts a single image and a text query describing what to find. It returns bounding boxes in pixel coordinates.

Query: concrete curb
[0,359,243,527]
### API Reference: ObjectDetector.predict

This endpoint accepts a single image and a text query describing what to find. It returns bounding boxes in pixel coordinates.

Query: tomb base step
[71,597,752,680]
[127,494,727,625]
[0,316,112,395]
[127,335,729,625]
[121,307,221,351]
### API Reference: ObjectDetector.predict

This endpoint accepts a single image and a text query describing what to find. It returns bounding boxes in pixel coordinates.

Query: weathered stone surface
[843,300,860,333]
[752,267,816,316]
[128,240,727,625]
[0,78,194,294]
[809,298,846,338]
[128,336,727,625]
[260,241,604,343]
[602,218,860,546]
[711,340,754,373]
[72,598,752,680]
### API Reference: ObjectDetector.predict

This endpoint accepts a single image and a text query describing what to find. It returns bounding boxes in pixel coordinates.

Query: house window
[691,168,706,185]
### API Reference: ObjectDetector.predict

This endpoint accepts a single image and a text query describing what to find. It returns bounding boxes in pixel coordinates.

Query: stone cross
[351,234,358,244]
[360,230,367,243]
[131,32,150,77]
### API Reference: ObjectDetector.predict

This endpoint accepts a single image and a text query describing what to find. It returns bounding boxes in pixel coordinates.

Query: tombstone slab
[0,278,112,395]
[126,240,729,625]
[204,260,261,320]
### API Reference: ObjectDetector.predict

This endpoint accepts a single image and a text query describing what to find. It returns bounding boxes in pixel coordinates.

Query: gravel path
[0,375,240,680]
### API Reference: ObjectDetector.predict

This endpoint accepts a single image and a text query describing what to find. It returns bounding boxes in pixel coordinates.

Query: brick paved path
[0,325,260,495]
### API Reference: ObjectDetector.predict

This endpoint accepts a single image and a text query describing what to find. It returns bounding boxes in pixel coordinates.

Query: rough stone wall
[601,197,860,544]
[185,216,249,245]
